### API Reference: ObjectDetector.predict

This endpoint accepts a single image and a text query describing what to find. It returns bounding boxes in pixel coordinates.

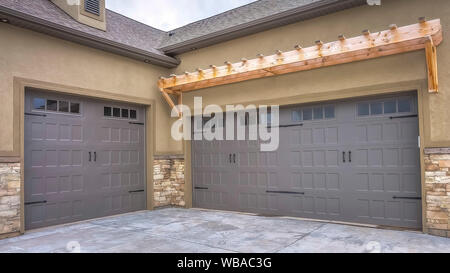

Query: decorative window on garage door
[357,97,414,117]
[291,105,335,122]
[32,97,81,115]
[104,106,137,120]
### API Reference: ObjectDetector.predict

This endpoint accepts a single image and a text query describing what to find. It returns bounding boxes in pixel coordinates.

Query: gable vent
[85,0,100,16]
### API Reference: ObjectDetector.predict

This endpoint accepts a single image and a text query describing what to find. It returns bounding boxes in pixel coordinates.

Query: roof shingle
[0,0,364,64]
[0,0,167,56]
[159,0,321,48]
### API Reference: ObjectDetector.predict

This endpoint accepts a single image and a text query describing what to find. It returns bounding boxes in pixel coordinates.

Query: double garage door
[193,93,422,229]
[24,89,146,230]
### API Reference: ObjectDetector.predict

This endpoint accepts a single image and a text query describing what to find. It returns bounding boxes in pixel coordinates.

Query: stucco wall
[173,0,450,148]
[0,23,182,156]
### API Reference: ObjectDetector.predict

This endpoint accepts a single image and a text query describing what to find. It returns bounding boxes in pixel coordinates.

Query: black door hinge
[390,114,418,119]
[129,189,145,193]
[129,122,145,125]
[266,190,305,195]
[269,123,304,128]
[25,113,47,117]
[25,200,47,205]
[393,196,422,200]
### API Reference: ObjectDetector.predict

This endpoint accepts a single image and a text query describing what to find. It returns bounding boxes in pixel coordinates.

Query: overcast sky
[106,0,257,31]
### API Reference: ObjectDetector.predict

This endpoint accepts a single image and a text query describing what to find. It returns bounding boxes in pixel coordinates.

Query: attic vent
[85,0,100,16]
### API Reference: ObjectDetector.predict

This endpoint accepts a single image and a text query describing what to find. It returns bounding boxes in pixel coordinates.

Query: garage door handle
[348,151,352,163]
[393,196,422,200]
[277,123,304,128]
[343,151,346,163]
[89,152,92,162]
[229,154,232,163]
[233,153,236,163]
[129,122,144,125]
[195,187,209,190]
[94,152,97,162]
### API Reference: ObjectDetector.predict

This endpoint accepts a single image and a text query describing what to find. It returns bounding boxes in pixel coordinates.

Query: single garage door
[193,93,422,229]
[24,89,146,230]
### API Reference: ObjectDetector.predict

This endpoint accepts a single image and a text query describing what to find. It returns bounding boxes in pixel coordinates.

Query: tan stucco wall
[173,0,450,148]
[0,23,181,156]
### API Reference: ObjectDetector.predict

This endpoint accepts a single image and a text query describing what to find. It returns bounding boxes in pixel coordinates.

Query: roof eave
[159,0,366,55]
[0,6,180,68]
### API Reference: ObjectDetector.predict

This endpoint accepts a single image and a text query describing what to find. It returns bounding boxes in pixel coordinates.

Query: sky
[106,0,258,31]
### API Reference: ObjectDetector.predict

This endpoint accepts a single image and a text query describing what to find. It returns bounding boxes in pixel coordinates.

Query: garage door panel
[192,94,421,229]
[353,197,421,228]
[25,90,146,230]
[274,194,344,220]
[25,201,85,229]
[238,192,269,212]
[194,189,232,210]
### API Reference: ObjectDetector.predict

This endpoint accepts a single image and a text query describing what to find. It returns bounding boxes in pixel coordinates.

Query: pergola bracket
[159,87,182,117]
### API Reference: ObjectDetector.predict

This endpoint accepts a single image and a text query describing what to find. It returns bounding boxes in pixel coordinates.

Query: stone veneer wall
[0,162,21,236]
[424,148,450,238]
[153,156,185,208]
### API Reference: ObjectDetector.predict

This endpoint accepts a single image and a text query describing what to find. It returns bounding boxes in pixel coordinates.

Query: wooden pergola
[158,18,442,116]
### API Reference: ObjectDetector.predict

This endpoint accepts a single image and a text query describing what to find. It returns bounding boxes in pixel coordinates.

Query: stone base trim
[0,231,21,240]
[0,163,21,236]
[0,157,20,163]
[424,149,450,238]
[425,148,450,155]
[153,157,185,208]
[426,228,450,238]
[154,154,184,160]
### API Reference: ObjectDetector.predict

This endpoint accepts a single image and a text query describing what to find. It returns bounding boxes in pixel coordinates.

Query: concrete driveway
[0,208,449,253]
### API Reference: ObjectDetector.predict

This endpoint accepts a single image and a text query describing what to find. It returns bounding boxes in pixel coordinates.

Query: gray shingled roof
[0,0,364,65]
[159,0,321,48]
[0,0,167,56]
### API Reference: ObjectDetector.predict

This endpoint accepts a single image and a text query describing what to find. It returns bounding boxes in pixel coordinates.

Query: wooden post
[425,36,439,93]
[177,91,183,118]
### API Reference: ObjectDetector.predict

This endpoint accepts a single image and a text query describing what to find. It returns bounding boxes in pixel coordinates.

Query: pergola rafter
[159,18,442,115]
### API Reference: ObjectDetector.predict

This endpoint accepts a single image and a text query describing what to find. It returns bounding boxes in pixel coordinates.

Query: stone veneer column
[424,148,450,238]
[153,155,185,208]
[0,162,21,237]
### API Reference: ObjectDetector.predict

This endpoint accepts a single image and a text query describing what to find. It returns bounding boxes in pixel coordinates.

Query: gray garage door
[193,93,422,229]
[24,89,146,230]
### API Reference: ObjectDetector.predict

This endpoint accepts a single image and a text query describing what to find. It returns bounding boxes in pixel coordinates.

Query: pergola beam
[159,18,442,103]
